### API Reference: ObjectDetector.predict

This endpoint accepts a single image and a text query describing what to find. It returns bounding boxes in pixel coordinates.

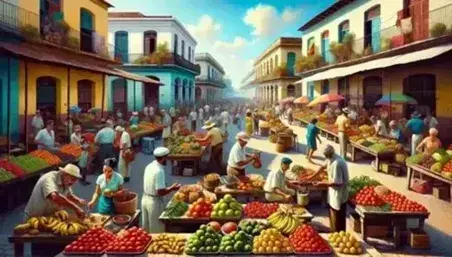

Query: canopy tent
[295,44,452,84]
[375,93,418,106]
[307,93,344,107]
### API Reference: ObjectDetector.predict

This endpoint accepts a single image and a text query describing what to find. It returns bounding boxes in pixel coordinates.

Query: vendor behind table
[264,157,298,202]
[227,132,259,177]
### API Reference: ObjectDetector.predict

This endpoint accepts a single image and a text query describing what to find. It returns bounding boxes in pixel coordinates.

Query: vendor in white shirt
[31,110,44,136]
[371,115,388,136]
[226,132,258,177]
[141,147,181,233]
[264,157,297,202]
[35,120,59,149]
[347,107,358,121]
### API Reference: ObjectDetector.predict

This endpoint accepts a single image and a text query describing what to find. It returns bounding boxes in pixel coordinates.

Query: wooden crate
[380,162,403,176]
[409,228,430,249]
[350,212,389,237]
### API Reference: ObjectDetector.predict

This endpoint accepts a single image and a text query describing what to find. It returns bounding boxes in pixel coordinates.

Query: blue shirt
[130,116,139,126]
[96,172,124,192]
[390,128,404,143]
[306,123,319,141]
[95,127,115,144]
[406,118,425,135]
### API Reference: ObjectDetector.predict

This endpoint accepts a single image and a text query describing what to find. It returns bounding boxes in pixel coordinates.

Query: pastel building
[194,53,226,103]
[108,12,200,110]
[295,0,452,141]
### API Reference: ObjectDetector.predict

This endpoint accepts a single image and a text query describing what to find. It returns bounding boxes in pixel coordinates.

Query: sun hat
[115,126,125,132]
[59,163,82,179]
[202,121,216,130]
[154,147,170,157]
[132,111,139,115]
[281,157,293,164]
[235,132,250,142]
[342,107,350,114]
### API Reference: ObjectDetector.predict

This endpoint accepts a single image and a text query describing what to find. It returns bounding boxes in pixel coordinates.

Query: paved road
[1,118,451,256]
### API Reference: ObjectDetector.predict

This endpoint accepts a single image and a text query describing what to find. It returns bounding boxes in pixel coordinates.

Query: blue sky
[108,0,335,88]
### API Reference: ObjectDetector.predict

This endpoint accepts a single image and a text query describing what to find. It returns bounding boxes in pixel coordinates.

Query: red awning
[0,41,162,85]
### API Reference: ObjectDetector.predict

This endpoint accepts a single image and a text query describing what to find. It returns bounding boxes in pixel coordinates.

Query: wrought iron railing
[0,0,121,61]
[195,76,226,88]
[116,53,201,74]
[296,2,452,73]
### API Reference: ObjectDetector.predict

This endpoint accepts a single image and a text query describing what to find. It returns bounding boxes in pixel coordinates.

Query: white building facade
[195,53,226,104]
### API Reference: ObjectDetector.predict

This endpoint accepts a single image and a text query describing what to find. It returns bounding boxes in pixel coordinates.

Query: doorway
[363,76,382,111]
[403,74,436,117]
[286,52,296,76]
[144,76,160,108]
[338,77,350,108]
[80,8,94,53]
[36,76,57,123]
[364,5,381,53]
[112,78,127,116]
[287,85,295,97]
[77,79,94,112]
[195,87,202,102]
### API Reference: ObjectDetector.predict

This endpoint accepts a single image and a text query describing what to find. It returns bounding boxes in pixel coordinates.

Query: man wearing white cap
[227,132,258,177]
[142,147,181,233]
[129,111,140,126]
[24,164,86,220]
[95,119,115,170]
[161,109,172,146]
[115,126,132,182]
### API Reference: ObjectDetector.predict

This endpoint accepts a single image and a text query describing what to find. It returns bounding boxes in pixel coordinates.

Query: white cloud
[243,4,302,38]
[214,37,250,54]
[187,15,222,43]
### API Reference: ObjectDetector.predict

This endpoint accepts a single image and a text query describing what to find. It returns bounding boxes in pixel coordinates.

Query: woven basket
[260,127,270,137]
[113,191,138,215]
[203,175,220,189]
[276,141,286,153]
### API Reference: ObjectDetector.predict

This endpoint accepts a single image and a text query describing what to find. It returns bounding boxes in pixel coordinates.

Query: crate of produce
[411,178,432,194]
[380,162,403,176]
[409,228,430,249]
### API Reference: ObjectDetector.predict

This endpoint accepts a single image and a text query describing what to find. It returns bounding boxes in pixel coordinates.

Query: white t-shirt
[149,107,155,116]
[31,116,44,130]
[189,111,197,121]
[326,157,349,210]
[227,142,247,169]
[348,111,358,120]
[70,133,82,145]
[204,105,210,113]
[264,169,286,193]
[220,111,229,123]
[120,131,132,150]
[35,129,55,149]
[143,160,166,196]
[375,120,388,136]
[143,106,149,116]
[198,109,204,120]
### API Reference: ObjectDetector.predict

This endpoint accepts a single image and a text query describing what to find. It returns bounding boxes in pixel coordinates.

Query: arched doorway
[403,74,436,117]
[144,75,159,108]
[182,79,187,102]
[174,78,181,102]
[363,76,382,110]
[189,81,193,103]
[287,84,295,97]
[77,80,94,112]
[80,8,94,52]
[36,76,58,123]
[112,78,127,116]
[144,30,157,55]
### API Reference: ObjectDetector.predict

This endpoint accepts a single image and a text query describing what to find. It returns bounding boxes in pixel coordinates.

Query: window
[321,80,329,94]
[286,52,296,76]
[188,46,191,61]
[364,5,381,53]
[270,58,273,71]
[275,55,278,67]
[287,85,295,97]
[307,82,315,100]
[208,66,211,79]
[181,40,185,58]
[144,30,157,55]
[307,37,315,56]
[338,77,350,108]
[321,30,332,63]
[338,20,350,43]
[114,31,128,63]
[80,8,94,53]
[174,34,178,54]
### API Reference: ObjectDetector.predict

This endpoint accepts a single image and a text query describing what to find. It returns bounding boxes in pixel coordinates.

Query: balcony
[195,76,226,88]
[252,65,298,84]
[0,0,118,61]
[115,53,201,74]
[296,3,452,74]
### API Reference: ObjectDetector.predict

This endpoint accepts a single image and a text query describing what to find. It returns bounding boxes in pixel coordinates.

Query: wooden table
[168,146,208,176]
[406,163,452,202]
[349,142,395,172]
[9,210,141,257]
[351,204,429,248]
[214,185,265,202]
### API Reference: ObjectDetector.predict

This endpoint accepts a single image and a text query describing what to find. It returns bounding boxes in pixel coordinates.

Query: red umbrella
[294,96,310,104]
[307,93,344,107]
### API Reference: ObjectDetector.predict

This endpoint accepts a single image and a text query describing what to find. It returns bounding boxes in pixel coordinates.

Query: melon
[374,185,389,197]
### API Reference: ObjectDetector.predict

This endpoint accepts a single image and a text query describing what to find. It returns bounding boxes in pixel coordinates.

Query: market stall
[9,210,141,257]
[167,134,210,176]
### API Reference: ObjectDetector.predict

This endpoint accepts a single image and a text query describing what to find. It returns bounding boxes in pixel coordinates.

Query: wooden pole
[67,67,71,142]
[101,74,106,119]
[133,80,136,111]
[24,61,29,152]
[6,56,11,155]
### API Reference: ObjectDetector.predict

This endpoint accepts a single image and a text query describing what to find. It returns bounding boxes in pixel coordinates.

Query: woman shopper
[115,126,132,182]
[306,118,322,163]
[87,158,124,215]
[244,111,253,136]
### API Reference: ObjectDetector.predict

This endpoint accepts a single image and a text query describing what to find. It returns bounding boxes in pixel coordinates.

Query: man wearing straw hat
[198,121,224,172]
[142,147,181,233]
[24,164,86,220]
[227,132,258,177]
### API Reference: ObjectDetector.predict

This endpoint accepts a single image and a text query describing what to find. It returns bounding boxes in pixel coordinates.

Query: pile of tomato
[0,159,24,177]
[105,226,152,253]
[289,224,331,253]
[64,227,115,253]
[186,198,213,218]
[244,202,279,218]
[381,191,427,212]
[352,186,385,206]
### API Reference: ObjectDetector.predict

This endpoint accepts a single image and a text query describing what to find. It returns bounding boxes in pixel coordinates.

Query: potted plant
[430,23,447,37]
[20,24,40,42]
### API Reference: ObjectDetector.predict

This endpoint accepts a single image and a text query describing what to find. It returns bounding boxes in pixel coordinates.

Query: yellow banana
[32,220,39,230]
[38,217,48,228]
[14,223,31,234]
[52,222,64,234]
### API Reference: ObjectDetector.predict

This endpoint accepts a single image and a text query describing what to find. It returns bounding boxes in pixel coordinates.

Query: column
[275,85,279,103]
[190,84,195,103]
[178,85,183,103]
[185,85,189,103]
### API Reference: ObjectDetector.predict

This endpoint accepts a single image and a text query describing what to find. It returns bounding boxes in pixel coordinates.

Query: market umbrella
[307,93,344,107]
[375,93,418,106]
[294,96,310,104]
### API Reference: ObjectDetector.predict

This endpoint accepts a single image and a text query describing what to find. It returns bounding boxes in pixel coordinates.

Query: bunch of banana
[54,210,69,221]
[267,210,300,234]
[147,234,186,254]
[51,221,89,236]
[278,204,306,215]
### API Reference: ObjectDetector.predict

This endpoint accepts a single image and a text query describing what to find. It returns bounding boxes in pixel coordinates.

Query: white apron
[118,150,129,178]
[141,195,165,233]
[411,134,423,156]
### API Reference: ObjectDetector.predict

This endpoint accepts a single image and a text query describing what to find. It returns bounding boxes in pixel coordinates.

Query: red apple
[221,222,238,234]
[208,221,221,232]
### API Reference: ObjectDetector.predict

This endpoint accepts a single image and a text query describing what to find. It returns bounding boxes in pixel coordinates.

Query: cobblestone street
[1,119,452,256]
